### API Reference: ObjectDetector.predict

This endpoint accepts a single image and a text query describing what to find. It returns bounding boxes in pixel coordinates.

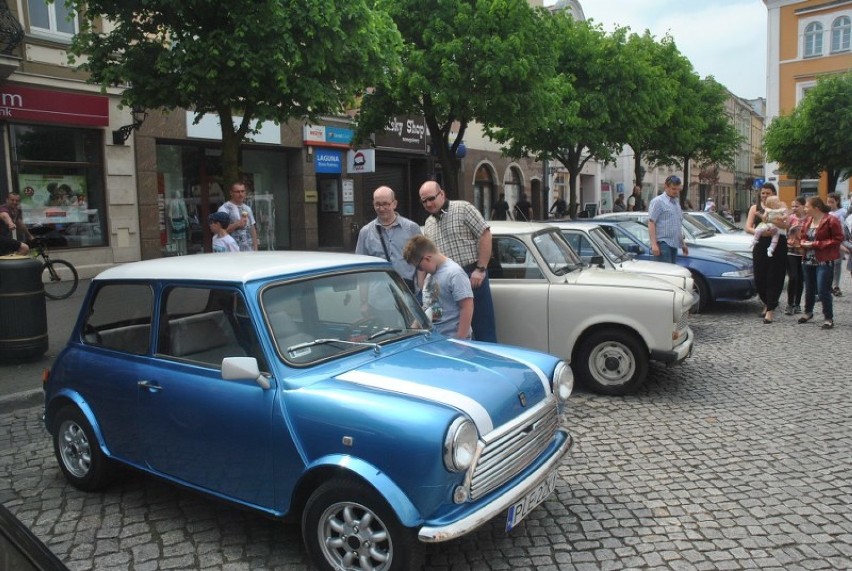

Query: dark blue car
[593,220,756,312]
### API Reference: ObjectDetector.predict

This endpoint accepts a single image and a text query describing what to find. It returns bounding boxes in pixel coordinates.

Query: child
[209,212,240,253]
[751,195,787,256]
[402,235,473,339]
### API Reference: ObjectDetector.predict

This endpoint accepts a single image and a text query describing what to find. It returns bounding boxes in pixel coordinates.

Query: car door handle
[138,380,162,391]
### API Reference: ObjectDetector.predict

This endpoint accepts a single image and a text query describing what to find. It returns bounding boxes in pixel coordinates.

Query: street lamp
[112,106,148,145]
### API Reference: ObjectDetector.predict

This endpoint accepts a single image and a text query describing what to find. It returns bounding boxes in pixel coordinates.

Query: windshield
[683,213,715,238]
[703,211,740,233]
[587,227,630,262]
[532,229,584,275]
[262,270,428,366]
[619,221,653,246]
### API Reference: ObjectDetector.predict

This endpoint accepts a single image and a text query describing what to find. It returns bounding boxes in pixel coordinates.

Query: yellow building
[764,0,852,203]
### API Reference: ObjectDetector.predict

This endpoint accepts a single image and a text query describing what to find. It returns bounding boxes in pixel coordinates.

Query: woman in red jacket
[798,196,843,329]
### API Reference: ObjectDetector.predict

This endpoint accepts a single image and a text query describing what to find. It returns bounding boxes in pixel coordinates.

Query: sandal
[797,314,814,324]
[822,320,834,330]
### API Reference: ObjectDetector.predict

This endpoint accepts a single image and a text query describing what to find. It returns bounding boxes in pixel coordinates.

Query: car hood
[620,259,691,278]
[684,244,753,268]
[569,265,682,292]
[331,339,556,434]
[694,233,753,253]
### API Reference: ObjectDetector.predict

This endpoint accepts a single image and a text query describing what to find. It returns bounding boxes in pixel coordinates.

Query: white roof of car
[94,251,386,283]
[488,220,556,235]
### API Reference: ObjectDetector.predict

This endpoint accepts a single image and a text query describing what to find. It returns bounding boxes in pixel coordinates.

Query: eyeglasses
[374,202,393,208]
[421,193,441,204]
[665,176,682,186]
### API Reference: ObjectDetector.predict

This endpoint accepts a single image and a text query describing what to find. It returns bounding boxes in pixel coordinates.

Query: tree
[765,71,852,192]
[645,76,740,208]
[354,0,555,198]
[488,17,671,218]
[65,0,400,186]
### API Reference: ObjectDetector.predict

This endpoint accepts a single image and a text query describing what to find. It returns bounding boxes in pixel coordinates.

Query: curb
[0,389,43,415]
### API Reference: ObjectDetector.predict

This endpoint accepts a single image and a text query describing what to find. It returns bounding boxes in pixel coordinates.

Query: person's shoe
[833,287,842,297]
[794,305,802,314]
[763,310,774,324]
[822,320,834,329]
[784,305,794,315]
[798,314,814,324]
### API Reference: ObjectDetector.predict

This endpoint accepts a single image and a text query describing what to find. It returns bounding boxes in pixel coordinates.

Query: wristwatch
[475,265,486,272]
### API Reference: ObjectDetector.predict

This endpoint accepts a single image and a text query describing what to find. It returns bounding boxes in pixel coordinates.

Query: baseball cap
[208,212,231,226]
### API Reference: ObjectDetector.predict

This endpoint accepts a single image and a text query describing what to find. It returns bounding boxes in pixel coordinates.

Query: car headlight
[553,361,574,404]
[443,417,478,472]
[721,269,752,277]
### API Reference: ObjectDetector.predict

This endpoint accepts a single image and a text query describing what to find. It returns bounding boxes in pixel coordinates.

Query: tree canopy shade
[488,16,672,218]
[764,72,852,193]
[65,0,401,186]
[354,0,556,198]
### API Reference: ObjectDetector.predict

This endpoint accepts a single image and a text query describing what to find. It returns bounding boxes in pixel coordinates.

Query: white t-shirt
[213,233,240,253]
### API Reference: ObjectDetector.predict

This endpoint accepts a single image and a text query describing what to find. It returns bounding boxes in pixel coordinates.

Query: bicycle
[29,237,79,300]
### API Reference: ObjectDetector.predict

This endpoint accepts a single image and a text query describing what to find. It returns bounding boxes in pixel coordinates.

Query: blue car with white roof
[42,252,573,570]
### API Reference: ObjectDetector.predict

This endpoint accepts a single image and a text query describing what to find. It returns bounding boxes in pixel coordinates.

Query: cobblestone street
[2,296,851,570]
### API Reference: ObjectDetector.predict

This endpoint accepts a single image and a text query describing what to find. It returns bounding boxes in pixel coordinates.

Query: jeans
[803,263,833,320]
[832,259,842,289]
[654,241,678,264]
[463,264,497,343]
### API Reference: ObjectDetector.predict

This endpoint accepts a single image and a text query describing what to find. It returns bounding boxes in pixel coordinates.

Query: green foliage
[765,72,852,191]
[65,0,400,185]
[355,0,555,196]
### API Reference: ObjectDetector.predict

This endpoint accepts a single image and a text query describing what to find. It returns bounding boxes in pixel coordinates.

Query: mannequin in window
[168,190,190,255]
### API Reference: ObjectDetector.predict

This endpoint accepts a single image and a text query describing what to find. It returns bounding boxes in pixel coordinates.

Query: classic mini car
[42,252,573,571]
[487,222,694,395]
[549,220,698,306]
[592,220,756,312]
[596,211,754,258]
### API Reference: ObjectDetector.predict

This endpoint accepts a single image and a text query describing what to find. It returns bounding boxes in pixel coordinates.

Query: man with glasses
[419,180,496,342]
[355,186,421,292]
[647,175,688,264]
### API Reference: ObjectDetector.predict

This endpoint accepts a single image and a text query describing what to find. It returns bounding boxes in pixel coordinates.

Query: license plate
[505,470,558,531]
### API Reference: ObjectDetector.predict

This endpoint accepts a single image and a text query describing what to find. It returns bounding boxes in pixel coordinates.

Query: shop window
[27,0,77,38]
[10,125,107,249]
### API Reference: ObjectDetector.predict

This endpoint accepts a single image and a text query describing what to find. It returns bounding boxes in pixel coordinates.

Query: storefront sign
[0,84,109,126]
[304,189,318,203]
[374,115,427,152]
[186,112,281,144]
[303,124,353,148]
[315,149,342,174]
[346,148,376,173]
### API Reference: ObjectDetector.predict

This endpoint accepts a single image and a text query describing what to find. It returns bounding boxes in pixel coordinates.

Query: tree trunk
[633,148,645,187]
[681,155,691,209]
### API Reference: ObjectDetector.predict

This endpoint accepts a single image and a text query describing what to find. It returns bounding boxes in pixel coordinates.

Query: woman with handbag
[797,196,843,329]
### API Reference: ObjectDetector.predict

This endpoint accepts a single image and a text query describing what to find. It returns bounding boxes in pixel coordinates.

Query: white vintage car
[488,221,694,395]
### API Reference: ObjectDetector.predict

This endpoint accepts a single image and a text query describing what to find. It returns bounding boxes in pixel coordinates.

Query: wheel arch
[569,321,651,364]
[289,455,423,528]
[45,391,108,452]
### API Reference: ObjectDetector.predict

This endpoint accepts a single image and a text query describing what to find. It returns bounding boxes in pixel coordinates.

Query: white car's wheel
[575,329,649,395]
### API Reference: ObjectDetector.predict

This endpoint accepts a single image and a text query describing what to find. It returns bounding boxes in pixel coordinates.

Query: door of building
[317,175,343,249]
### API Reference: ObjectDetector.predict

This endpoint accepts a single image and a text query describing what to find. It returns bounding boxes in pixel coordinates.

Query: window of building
[804,22,823,57]
[26,0,77,38]
[9,125,107,249]
[831,16,851,53]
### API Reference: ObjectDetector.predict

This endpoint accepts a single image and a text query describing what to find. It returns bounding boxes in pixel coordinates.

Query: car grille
[677,312,689,332]
[467,396,559,501]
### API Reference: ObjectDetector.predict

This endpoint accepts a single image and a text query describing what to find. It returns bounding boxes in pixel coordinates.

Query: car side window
[82,283,154,355]
[159,286,255,368]
[605,227,636,251]
[565,233,595,261]
[490,237,544,280]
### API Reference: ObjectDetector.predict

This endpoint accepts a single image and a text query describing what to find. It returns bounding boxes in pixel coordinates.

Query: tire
[52,406,115,491]
[689,272,711,314]
[42,259,79,300]
[574,328,649,396]
[302,477,421,571]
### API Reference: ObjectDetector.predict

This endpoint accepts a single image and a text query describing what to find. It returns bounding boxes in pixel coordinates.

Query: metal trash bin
[0,255,48,362]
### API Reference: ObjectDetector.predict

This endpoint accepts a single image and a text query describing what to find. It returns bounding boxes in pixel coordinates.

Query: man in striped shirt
[648,175,689,263]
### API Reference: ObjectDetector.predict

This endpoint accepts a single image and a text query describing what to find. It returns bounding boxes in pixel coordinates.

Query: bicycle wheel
[42,259,79,300]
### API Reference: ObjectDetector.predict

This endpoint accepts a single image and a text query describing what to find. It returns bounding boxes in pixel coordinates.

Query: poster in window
[320,179,339,213]
[17,174,90,224]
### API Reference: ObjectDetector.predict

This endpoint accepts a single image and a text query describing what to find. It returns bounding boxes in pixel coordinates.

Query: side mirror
[627,245,642,254]
[590,255,605,267]
[222,357,270,389]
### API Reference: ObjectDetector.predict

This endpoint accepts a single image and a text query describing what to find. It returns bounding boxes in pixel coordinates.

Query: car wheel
[690,273,711,314]
[575,328,649,396]
[52,406,116,491]
[303,477,421,571]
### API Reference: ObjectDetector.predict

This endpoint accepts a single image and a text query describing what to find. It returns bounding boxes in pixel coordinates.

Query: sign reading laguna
[347,149,376,173]
[315,150,342,174]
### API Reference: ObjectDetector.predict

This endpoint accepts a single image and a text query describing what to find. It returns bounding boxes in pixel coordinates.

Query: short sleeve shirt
[647,193,683,246]
[218,201,256,251]
[423,200,489,268]
[422,258,473,338]
[355,215,422,280]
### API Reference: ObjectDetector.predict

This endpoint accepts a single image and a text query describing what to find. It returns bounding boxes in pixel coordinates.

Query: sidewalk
[0,280,89,413]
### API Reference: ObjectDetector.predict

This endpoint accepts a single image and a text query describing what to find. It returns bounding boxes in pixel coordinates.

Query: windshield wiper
[368,327,403,340]
[287,338,381,356]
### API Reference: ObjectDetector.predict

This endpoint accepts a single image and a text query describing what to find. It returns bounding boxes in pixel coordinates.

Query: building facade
[764,0,852,202]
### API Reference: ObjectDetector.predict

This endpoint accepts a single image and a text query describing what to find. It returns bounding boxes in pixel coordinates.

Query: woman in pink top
[784,196,806,315]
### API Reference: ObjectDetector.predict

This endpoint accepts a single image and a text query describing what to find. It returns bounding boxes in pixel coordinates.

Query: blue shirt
[355,214,422,281]
[648,193,684,247]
